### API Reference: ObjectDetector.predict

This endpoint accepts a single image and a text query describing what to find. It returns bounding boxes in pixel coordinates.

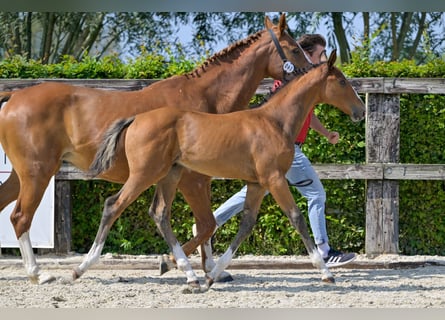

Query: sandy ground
[0,253,444,308]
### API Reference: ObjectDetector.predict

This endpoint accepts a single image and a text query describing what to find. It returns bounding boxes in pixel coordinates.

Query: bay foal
[87,51,365,291]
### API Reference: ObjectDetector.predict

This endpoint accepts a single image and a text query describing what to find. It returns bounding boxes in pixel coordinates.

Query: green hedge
[1,53,444,256]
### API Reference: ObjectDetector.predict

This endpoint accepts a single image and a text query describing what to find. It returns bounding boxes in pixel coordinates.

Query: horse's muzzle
[351,105,366,122]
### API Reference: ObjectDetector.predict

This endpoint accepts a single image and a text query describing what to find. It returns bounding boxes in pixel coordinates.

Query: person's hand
[327,131,339,144]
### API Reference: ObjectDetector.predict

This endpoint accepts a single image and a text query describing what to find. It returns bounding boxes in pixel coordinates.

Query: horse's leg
[163,171,233,282]
[10,174,56,284]
[161,171,217,274]
[268,177,335,283]
[73,174,154,280]
[205,183,265,288]
[149,167,202,289]
[190,212,235,283]
[0,169,20,212]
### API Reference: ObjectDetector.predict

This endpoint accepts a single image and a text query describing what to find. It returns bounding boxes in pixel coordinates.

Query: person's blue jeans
[213,144,328,246]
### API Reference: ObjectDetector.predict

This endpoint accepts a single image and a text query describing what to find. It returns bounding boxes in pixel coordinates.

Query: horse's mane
[185,30,264,78]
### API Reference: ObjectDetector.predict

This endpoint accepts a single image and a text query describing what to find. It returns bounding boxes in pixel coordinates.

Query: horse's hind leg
[150,167,202,292]
[72,172,156,280]
[11,174,56,284]
[73,189,121,280]
[0,169,20,212]
[168,171,216,272]
[163,171,233,282]
[268,178,334,283]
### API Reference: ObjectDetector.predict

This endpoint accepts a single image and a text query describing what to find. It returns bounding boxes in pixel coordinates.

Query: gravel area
[1,253,444,308]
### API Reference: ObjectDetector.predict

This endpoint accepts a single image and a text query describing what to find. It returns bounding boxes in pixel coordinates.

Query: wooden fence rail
[1,78,444,256]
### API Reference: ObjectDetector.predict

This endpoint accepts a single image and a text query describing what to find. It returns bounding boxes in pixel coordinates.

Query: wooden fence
[1,78,444,256]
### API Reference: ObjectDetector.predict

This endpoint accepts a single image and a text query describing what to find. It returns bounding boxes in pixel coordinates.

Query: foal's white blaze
[172,242,198,283]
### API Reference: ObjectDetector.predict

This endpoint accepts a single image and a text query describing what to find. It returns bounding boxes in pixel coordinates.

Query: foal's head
[319,51,366,122]
[264,14,314,82]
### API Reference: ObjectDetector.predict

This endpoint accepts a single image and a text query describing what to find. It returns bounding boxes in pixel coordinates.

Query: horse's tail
[88,116,135,178]
[0,91,13,109]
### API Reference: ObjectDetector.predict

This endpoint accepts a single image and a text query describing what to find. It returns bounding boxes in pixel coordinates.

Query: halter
[250,31,327,109]
[267,28,315,83]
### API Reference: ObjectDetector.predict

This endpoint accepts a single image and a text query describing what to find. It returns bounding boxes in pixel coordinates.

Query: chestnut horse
[86,51,365,292]
[0,14,313,284]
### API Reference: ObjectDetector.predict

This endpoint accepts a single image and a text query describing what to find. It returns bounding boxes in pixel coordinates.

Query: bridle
[250,30,325,109]
[267,28,317,83]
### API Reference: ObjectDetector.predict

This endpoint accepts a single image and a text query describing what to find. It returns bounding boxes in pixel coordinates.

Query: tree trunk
[396,12,413,59]
[390,13,398,61]
[58,14,84,61]
[12,13,22,55]
[409,13,427,60]
[25,12,32,59]
[331,12,351,64]
[81,14,105,56]
[41,13,56,64]
[363,12,370,42]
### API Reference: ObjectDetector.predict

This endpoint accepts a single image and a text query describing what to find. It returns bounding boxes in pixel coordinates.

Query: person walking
[194,34,356,268]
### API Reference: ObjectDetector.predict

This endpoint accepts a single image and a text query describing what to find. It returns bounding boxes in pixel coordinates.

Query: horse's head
[320,51,366,122]
[264,14,314,82]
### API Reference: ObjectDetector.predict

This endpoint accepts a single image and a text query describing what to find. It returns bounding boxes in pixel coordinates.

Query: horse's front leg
[269,177,335,284]
[151,167,203,293]
[205,183,265,288]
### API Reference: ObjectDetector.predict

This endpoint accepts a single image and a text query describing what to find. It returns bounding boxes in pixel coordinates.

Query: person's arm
[309,113,339,144]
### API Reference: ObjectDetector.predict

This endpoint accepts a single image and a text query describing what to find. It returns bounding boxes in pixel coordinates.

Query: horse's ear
[328,51,337,68]
[264,15,274,30]
[278,13,287,35]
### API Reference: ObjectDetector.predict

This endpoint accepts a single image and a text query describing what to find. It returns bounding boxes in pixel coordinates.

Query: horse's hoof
[29,275,39,284]
[216,271,234,283]
[181,280,203,294]
[57,276,74,285]
[38,273,57,284]
[322,276,336,284]
[205,275,214,289]
[72,267,82,281]
[159,254,175,275]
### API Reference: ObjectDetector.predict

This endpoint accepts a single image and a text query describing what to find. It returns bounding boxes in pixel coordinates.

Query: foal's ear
[328,50,337,68]
[278,13,287,35]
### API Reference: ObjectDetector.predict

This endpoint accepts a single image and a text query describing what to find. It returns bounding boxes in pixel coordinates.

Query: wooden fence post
[365,93,400,255]
[37,180,71,255]
[53,180,72,253]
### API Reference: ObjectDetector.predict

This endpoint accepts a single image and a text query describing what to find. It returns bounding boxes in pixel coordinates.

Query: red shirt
[295,108,313,144]
[273,80,312,144]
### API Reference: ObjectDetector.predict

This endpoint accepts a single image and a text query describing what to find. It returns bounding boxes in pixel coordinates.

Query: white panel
[0,147,54,248]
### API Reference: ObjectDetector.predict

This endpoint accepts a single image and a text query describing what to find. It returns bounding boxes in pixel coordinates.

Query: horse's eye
[339,79,347,86]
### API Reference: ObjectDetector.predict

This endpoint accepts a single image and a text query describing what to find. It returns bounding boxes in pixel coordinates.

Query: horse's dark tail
[88,117,135,178]
[0,92,12,109]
